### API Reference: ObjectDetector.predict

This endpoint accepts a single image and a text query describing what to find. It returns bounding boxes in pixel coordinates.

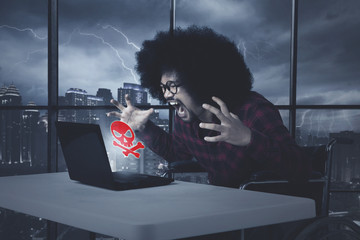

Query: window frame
[1,0,359,173]
[1,0,360,239]
[46,0,359,177]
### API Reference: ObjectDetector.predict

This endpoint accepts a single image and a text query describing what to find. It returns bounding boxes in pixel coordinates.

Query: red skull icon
[110,121,144,158]
[111,121,135,147]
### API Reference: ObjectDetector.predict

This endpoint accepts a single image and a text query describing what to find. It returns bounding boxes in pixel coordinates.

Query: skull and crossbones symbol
[110,121,144,158]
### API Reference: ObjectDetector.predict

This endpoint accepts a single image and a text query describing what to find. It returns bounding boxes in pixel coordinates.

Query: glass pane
[0,208,47,239]
[57,224,94,240]
[0,0,48,106]
[330,131,360,186]
[297,110,360,214]
[57,108,170,175]
[297,0,360,104]
[59,0,170,106]
[329,192,360,213]
[0,109,48,176]
[296,109,360,146]
[57,223,120,239]
[279,109,290,131]
[0,1,48,238]
[176,0,291,105]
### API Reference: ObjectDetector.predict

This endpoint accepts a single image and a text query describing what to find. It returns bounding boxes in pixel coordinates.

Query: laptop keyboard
[111,171,174,189]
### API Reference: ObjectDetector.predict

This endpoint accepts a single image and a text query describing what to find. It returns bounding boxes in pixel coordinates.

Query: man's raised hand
[106,94,154,132]
[199,96,251,146]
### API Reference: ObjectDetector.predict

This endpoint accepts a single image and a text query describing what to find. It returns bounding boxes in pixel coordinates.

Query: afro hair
[135,25,253,110]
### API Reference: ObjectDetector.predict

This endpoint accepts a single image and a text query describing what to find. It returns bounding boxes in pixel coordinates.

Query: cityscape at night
[1,0,360,239]
[1,82,360,239]
[1,82,359,184]
[0,82,170,175]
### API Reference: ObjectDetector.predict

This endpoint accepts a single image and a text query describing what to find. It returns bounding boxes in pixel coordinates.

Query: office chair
[239,139,336,217]
[293,210,360,240]
[164,138,360,239]
[165,139,336,217]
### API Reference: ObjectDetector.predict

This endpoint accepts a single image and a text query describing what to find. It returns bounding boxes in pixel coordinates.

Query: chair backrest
[241,139,337,217]
[165,139,338,216]
[301,145,328,176]
[302,138,337,178]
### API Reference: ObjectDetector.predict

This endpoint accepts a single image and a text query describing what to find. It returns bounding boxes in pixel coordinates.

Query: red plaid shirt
[138,91,311,188]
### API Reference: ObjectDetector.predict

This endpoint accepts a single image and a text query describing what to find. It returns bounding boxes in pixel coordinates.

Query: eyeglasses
[160,81,183,95]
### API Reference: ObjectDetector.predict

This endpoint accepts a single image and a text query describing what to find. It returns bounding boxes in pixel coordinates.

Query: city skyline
[0,82,167,177]
[1,80,359,138]
[1,80,359,182]
[1,0,359,135]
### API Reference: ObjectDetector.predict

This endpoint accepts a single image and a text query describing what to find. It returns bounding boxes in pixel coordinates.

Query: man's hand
[106,94,154,132]
[199,96,251,146]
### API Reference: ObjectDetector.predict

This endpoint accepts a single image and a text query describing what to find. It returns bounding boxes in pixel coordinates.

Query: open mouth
[168,100,186,118]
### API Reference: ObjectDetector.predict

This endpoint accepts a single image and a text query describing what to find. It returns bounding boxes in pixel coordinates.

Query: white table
[0,172,315,240]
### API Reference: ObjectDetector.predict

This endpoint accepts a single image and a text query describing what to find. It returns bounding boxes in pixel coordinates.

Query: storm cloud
[1,0,359,134]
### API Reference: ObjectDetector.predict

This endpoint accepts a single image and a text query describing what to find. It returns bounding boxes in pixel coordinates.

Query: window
[1,0,360,239]
[176,0,292,105]
[0,0,48,175]
[57,0,171,174]
[296,0,360,142]
[58,0,170,106]
[296,0,360,216]
[0,1,48,238]
[0,0,48,106]
[297,0,360,105]
[0,0,48,173]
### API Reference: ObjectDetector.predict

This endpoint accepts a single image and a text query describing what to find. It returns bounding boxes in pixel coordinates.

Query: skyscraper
[63,88,104,123]
[0,84,22,164]
[64,88,87,122]
[96,88,113,106]
[117,83,148,106]
[96,88,114,137]
[0,85,6,163]
[86,95,104,124]
[65,88,87,106]
[21,102,40,166]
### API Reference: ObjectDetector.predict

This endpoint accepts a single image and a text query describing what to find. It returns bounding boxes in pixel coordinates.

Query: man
[107,25,311,189]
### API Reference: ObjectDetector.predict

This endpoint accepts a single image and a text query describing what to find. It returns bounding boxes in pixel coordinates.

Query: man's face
[161,72,207,123]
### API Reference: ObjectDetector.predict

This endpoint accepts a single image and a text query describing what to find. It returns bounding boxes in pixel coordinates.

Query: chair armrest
[168,160,205,173]
[249,170,286,181]
[249,170,324,181]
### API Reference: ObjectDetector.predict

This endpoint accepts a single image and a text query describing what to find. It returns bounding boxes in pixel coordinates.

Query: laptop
[55,121,174,190]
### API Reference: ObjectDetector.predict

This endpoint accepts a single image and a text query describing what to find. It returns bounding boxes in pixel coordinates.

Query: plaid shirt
[138,91,311,188]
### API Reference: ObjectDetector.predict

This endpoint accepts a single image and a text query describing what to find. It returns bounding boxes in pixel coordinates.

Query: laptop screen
[56,121,115,188]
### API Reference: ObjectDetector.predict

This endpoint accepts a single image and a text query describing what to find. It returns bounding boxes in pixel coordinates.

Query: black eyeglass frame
[160,81,183,95]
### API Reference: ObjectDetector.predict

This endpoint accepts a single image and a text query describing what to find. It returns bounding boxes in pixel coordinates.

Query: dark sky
[0,0,359,135]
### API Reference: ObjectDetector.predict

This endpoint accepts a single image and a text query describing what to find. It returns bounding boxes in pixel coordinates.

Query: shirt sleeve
[242,101,312,182]
[136,120,193,163]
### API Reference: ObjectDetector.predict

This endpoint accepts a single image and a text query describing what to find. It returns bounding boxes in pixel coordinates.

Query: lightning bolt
[9,48,47,73]
[4,27,80,75]
[296,109,311,128]
[0,24,47,40]
[60,28,79,47]
[99,24,140,51]
[78,31,139,83]
[316,112,324,137]
[342,110,354,131]
[237,39,278,64]
[306,110,314,135]
[9,28,79,72]
[329,110,335,133]
[237,40,247,60]
[1,25,47,75]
